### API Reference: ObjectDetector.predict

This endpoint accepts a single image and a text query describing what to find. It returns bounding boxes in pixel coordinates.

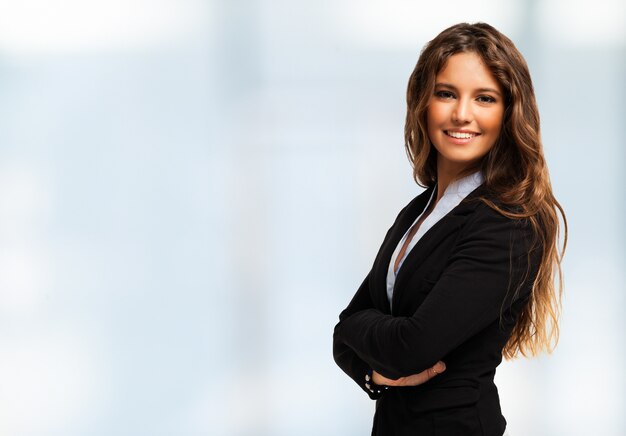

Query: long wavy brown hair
[404,22,567,358]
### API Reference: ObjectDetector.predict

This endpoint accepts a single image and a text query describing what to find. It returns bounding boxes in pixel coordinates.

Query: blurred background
[0,0,624,435]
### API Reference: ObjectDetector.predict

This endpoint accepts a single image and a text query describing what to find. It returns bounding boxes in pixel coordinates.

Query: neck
[435,161,480,203]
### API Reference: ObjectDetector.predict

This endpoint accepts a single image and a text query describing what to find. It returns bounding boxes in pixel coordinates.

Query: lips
[444,130,480,139]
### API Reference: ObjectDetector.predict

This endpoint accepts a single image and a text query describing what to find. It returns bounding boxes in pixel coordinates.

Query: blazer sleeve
[334,209,542,379]
[332,272,385,400]
[332,203,412,399]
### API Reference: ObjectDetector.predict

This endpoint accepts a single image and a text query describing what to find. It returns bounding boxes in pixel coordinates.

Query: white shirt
[386,170,485,307]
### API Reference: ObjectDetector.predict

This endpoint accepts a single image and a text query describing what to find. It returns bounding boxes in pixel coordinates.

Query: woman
[332,22,567,436]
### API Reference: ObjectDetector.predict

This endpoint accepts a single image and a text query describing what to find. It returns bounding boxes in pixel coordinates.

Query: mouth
[444,130,480,139]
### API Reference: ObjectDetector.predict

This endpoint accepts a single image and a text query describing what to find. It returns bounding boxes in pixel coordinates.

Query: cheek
[486,108,505,133]
[483,112,504,151]
[426,103,444,131]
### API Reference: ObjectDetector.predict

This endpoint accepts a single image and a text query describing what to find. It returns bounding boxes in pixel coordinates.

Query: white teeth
[447,131,477,139]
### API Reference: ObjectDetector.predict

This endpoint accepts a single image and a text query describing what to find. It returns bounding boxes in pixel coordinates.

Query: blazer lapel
[371,185,436,312]
[390,183,488,310]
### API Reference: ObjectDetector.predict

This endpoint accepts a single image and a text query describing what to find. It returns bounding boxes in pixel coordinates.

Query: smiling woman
[427,52,505,181]
[333,22,567,436]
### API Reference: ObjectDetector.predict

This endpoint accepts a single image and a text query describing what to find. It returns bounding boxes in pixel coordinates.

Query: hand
[372,361,446,387]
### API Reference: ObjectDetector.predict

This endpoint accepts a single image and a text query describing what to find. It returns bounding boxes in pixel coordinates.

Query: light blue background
[0,1,624,435]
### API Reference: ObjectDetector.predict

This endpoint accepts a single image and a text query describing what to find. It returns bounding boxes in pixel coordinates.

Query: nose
[452,98,472,124]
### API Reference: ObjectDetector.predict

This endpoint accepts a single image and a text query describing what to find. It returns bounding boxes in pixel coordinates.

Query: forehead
[436,52,501,91]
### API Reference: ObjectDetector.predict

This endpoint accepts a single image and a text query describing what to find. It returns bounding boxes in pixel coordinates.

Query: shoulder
[468,186,530,224]
[464,198,537,247]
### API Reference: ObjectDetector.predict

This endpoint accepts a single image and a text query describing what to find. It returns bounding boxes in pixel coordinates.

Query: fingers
[373,370,412,387]
[426,361,446,381]
[398,361,447,387]
[372,370,398,386]
[427,368,436,380]
[430,361,446,377]
[372,362,447,388]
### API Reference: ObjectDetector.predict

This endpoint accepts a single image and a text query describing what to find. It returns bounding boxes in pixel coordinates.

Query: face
[427,51,505,178]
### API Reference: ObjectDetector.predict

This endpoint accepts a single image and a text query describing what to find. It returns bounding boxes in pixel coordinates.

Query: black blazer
[333,183,542,436]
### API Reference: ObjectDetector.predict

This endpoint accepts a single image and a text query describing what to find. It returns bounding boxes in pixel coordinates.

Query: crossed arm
[332,273,446,397]
[333,211,539,394]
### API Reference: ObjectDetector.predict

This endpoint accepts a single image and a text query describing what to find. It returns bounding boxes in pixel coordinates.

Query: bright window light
[330,0,524,49]
[0,0,209,55]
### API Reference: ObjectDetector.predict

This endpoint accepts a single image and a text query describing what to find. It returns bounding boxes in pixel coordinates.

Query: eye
[435,90,455,99]
[476,95,497,103]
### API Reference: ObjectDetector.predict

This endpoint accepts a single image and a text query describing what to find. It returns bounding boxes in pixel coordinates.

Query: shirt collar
[441,170,484,197]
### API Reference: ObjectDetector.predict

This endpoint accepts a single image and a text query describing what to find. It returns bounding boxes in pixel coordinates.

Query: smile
[445,130,480,139]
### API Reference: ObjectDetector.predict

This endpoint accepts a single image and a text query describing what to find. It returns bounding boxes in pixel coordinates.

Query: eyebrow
[435,82,502,97]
